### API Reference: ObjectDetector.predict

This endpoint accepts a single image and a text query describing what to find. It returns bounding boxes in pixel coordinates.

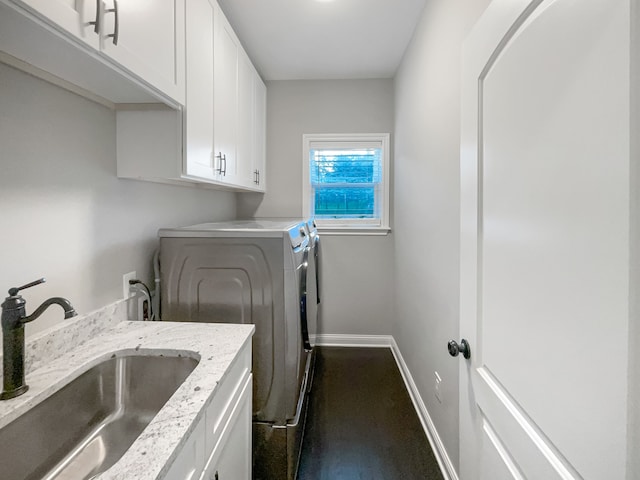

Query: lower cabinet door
[201,374,252,480]
[163,419,206,480]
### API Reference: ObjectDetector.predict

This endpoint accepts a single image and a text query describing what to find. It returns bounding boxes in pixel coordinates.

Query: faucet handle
[8,278,46,297]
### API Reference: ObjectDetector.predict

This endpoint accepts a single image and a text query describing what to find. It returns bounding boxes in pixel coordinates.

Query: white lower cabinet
[163,343,252,480]
[164,419,206,480]
[200,375,252,480]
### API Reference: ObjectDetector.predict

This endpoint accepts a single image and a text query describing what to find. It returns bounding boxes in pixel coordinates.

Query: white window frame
[302,133,390,234]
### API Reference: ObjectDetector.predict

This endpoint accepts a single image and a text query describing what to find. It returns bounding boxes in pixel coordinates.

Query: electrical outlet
[122,271,137,299]
[435,371,442,403]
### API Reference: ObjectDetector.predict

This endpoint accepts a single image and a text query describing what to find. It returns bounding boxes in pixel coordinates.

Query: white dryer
[158,219,314,480]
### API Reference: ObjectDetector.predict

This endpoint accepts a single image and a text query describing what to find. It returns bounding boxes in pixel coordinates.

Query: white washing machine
[158,219,314,480]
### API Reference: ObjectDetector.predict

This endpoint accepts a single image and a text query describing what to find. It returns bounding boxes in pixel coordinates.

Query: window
[303,134,390,233]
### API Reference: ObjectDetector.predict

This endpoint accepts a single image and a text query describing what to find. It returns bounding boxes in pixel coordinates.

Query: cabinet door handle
[215,153,227,176]
[105,0,119,45]
[89,0,100,33]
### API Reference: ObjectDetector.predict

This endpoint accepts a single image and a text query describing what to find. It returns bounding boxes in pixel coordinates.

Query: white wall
[237,79,395,336]
[393,0,490,471]
[0,63,236,336]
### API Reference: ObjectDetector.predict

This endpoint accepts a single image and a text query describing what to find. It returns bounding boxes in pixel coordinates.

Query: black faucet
[1,278,77,400]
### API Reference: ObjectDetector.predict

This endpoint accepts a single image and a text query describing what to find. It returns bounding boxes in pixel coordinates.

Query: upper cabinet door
[16,0,100,48]
[236,51,257,189]
[214,1,267,192]
[253,74,267,192]
[213,2,239,183]
[183,0,215,180]
[100,0,185,104]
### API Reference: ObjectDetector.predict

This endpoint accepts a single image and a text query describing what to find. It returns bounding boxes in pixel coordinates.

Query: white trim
[389,337,459,480]
[302,133,391,230]
[0,51,115,109]
[314,334,458,480]
[317,226,391,236]
[314,333,393,348]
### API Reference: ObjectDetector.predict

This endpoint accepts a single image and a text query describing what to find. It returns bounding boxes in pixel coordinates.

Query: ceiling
[216,0,427,81]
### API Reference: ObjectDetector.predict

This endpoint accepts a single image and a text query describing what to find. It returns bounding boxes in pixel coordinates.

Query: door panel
[237,52,256,188]
[213,4,239,181]
[253,74,267,191]
[184,0,215,180]
[460,0,630,479]
[480,419,524,480]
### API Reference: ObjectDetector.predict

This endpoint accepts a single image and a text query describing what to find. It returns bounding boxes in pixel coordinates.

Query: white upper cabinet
[204,2,267,191]
[100,0,185,105]
[237,56,267,191]
[237,51,257,189]
[213,2,240,185]
[252,73,267,192]
[183,0,215,181]
[16,0,100,49]
[1,0,185,105]
[118,0,267,192]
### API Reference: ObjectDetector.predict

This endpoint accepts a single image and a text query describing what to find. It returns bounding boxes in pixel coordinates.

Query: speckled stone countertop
[0,304,254,480]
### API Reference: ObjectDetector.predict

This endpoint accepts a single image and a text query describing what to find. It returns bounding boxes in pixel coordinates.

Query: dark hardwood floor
[297,347,444,480]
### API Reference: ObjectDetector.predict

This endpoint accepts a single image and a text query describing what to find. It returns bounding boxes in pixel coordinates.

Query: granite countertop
[0,317,254,480]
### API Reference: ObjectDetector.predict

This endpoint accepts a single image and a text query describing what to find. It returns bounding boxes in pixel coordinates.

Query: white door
[459,1,631,479]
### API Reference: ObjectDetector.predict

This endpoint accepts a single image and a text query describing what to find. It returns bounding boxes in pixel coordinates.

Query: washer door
[299,247,311,351]
[313,235,321,305]
[306,235,320,347]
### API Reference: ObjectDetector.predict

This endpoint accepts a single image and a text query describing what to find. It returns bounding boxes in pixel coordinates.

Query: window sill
[316,226,392,236]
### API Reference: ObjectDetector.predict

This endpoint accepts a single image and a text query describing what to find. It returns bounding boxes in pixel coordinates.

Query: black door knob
[448,339,471,359]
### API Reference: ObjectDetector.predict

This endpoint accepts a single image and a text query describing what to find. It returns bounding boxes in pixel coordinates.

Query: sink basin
[0,354,198,480]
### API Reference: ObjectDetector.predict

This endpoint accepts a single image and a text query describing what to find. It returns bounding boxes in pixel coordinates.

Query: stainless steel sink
[0,354,199,480]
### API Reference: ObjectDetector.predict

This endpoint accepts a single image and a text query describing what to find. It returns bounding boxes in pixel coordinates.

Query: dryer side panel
[159,237,286,423]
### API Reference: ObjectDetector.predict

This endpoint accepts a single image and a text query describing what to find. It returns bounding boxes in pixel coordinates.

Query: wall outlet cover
[434,371,442,403]
[122,271,137,299]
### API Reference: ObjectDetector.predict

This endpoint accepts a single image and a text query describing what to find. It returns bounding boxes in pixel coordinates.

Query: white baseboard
[389,338,459,480]
[314,333,458,480]
[314,333,394,347]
